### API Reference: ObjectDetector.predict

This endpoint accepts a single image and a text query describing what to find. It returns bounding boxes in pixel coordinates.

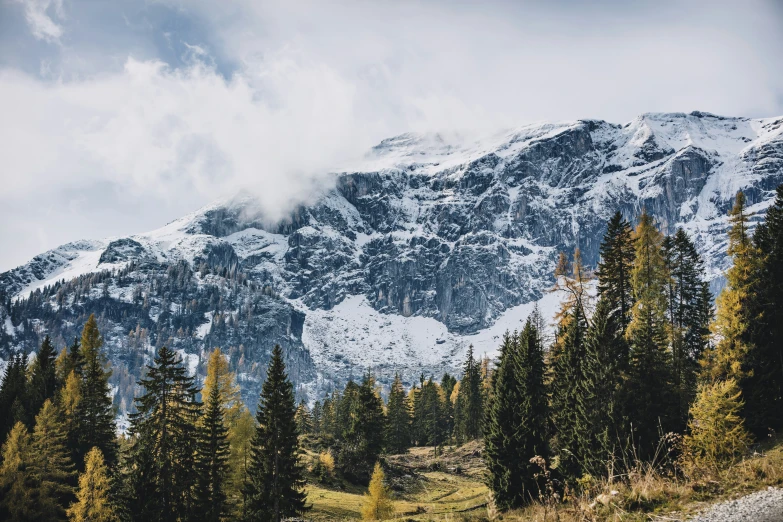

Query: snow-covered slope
[2,111,782,403]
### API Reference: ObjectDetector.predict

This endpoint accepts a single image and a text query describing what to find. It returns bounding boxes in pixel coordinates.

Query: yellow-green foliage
[68,447,118,522]
[705,192,756,382]
[319,450,335,475]
[681,379,752,475]
[361,462,395,520]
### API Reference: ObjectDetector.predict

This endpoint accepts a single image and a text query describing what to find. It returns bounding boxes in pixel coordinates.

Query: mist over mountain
[2,110,782,415]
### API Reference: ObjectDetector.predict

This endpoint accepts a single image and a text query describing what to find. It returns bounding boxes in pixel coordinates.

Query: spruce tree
[244,345,306,522]
[195,383,230,522]
[385,373,412,454]
[484,323,548,509]
[549,249,589,482]
[67,447,118,522]
[76,315,117,468]
[440,373,456,440]
[126,346,201,522]
[577,296,627,476]
[597,211,636,330]
[663,229,712,428]
[0,353,28,443]
[295,400,313,435]
[341,373,386,482]
[28,335,60,419]
[746,184,783,434]
[311,400,323,435]
[455,345,483,443]
[626,210,675,454]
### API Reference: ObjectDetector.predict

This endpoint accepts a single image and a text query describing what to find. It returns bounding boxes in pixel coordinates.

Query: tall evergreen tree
[549,249,589,481]
[454,345,483,443]
[663,229,712,427]
[706,192,756,384]
[597,211,636,330]
[244,345,307,522]
[28,335,60,420]
[125,346,201,522]
[195,383,230,522]
[384,373,412,454]
[577,296,628,476]
[484,323,548,510]
[295,400,313,435]
[746,184,783,434]
[626,210,675,454]
[440,373,456,440]
[0,353,28,443]
[75,315,117,467]
[31,400,77,520]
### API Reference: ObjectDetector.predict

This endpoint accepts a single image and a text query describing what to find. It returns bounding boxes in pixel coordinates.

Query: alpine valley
[2,111,782,416]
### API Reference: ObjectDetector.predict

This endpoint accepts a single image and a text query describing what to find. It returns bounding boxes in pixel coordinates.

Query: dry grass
[303,437,783,521]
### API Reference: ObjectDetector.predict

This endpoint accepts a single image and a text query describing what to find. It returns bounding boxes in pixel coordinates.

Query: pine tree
[342,373,386,482]
[440,373,456,440]
[195,383,230,522]
[295,400,313,435]
[67,447,118,522]
[745,184,783,434]
[626,210,674,454]
[311,400,323,435]
[126,346,201,522]
[202,348,254,516]
[28,335,60,419]
[228,408,256,518]
[455,345,483,443]
[549,249,589,481]
[577,296,627,476]
[597,211,636,330]
[30,399,77,521]
[244,345,307,522]
[0,353,28,443]
[76,315,117,468]
[385,373,412,454]
[361,462,394,521]
[60,370,82,466]
[705,192,756,383]
[484,322,548,510]
[663,229,712,428]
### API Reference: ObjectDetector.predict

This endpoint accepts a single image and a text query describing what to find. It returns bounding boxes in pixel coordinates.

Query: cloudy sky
[1,0,783,271]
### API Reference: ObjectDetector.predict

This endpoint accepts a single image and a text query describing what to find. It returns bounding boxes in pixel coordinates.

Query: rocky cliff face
[2,111,782,408]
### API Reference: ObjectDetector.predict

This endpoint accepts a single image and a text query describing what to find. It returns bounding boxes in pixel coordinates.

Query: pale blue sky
[1,0,783,271]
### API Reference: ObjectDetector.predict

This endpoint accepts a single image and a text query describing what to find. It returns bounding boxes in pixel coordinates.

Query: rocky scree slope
[1,111,782,411]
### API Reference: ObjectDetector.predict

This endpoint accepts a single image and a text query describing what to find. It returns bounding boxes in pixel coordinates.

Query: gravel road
[690,487,783,522]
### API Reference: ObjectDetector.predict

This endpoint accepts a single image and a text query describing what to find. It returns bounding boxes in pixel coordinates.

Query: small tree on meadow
[361,462,394,521]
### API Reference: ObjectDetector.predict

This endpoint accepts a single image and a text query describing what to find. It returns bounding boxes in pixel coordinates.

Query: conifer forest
[2,186,783,521]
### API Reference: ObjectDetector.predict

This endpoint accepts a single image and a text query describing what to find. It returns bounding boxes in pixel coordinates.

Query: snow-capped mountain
[2,111,782,409]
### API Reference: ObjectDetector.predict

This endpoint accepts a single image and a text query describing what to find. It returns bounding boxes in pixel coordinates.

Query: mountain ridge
[2,110,782,410]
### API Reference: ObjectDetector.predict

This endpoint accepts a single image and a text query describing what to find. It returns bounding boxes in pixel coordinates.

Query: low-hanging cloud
[0,52,383,225]
[2,0,783,271]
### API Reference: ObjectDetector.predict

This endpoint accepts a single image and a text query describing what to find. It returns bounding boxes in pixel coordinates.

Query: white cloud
[2,0,783,270]
[0,52,382,225]
[13,0,64,43]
